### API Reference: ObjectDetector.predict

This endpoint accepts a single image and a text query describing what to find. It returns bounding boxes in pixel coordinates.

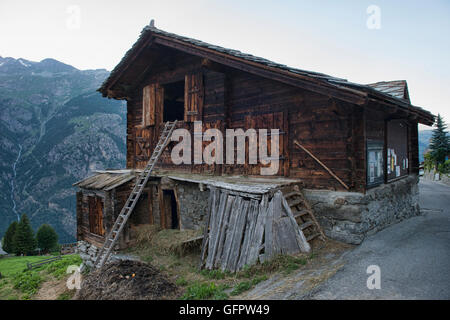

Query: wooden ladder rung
[288,198,303,207]
[299,221,314,230]
[284,191,301,199]
[293,209,308,219]
[306,233,320,242]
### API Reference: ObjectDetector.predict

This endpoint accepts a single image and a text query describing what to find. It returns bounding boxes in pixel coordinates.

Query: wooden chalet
[74,23,434,267]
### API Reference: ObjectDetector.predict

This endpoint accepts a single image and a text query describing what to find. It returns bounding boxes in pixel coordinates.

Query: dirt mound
[76,260,179,300]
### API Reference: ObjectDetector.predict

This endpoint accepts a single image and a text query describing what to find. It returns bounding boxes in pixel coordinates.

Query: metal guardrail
[27,256,62,270]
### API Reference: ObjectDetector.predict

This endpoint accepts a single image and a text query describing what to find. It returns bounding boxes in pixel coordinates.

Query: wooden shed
[75,23,434,265]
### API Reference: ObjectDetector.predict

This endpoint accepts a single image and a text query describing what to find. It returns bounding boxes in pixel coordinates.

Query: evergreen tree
[429,114,450,167]
[36,224,58,253]
[2,221,18,254]
[13,214,36,256]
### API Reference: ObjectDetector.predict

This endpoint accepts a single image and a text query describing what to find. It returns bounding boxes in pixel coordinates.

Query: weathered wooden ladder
[94,121,178,268]
[282,185,326,243]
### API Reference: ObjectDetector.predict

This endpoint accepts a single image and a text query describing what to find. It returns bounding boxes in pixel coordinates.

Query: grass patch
[175,277,188,287]
[230,281,252,296]
[12,271,43,296]
[42,255,82,279]
[181,282,229,300]
[237,254,310,278]
[0,254,82,300]
[199,269,230,280]
[57,291,74,300]
[230,275,268,296]
[0,256,50,277]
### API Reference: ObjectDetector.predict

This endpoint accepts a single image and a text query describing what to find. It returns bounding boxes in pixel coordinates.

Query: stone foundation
[76,240,114,268]
[304,175,420,244]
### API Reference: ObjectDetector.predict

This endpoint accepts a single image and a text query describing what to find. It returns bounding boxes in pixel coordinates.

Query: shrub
[438,160,450,174]
[36,224,58,253]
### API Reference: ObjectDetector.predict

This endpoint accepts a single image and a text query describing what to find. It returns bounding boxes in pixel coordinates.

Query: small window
[163,80,185,122]
[367,140,384,188]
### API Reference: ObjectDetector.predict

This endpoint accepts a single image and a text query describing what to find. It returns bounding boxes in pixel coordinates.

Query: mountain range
[0,56,437,244]
[0,56,125,243]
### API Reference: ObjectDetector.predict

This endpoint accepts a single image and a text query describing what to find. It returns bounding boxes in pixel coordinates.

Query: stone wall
[76,240,136,267]
[76,240,115,268]
[176,181,210,230]
[304,175,420,244]
[423,169,450,186]
[76,240,99,268]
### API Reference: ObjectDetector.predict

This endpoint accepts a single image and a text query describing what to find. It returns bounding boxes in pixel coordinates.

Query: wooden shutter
[88,196,96,234]
[142,84,163,126]
[95,198,104,236]
[184,73,204,122]
[88,196,104,236]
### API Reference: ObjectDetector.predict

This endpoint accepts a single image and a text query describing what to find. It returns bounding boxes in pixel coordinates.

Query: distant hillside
[418,130,433,163]
[0,56,126,243]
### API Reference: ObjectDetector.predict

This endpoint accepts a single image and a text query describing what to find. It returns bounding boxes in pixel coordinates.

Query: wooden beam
[106,37,155,93]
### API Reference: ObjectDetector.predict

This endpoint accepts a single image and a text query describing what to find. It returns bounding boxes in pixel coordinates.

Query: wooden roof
[73,170,136,191]
[367,80,410,103]
[99,24,435,126]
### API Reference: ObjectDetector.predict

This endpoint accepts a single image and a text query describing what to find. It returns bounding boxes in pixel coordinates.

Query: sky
[1,0,449,130]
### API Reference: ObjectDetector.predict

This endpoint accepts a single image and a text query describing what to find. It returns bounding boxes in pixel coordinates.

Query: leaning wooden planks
[200,188,310,272]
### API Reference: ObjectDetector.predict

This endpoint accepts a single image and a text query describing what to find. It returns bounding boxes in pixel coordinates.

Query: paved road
[307,179,450,299]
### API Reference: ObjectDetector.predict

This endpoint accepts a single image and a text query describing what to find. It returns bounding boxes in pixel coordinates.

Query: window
[142,72,203,125]
[367,140,384,187]
[163,80,185,122]
[88,196,104,236]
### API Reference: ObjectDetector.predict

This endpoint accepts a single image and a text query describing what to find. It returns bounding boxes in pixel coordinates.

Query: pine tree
[2,221,18,254]
[13,214,36,256]
[36,224,58,253]
[429,114,450,167]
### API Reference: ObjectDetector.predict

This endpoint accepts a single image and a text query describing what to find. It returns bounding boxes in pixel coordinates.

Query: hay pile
[76,260,179,300]
[132,224,202,255]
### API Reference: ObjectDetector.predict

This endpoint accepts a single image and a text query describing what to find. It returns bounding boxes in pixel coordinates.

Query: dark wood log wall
[123,48,416,192]
[409,121,419,175]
